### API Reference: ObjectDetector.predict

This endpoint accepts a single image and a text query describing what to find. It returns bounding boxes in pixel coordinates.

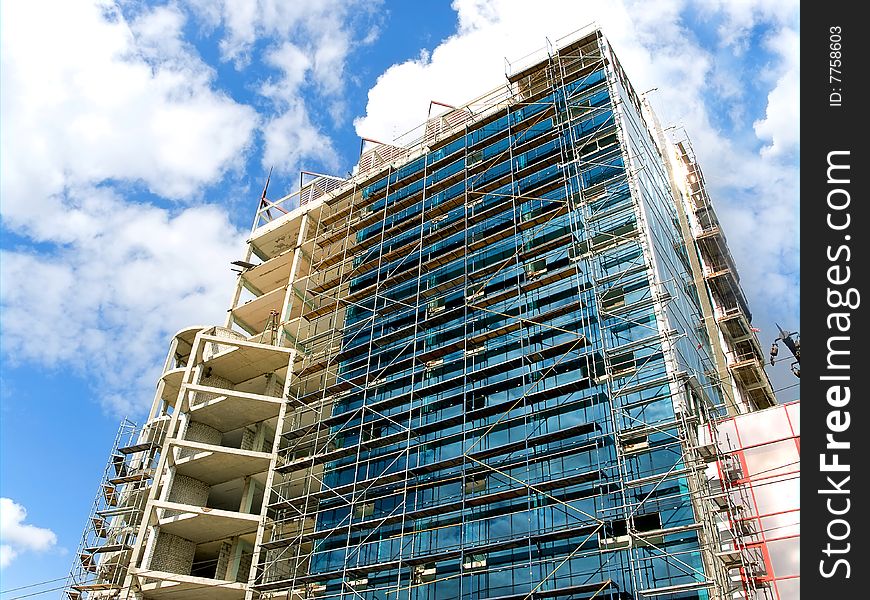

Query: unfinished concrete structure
[66,26,782,600]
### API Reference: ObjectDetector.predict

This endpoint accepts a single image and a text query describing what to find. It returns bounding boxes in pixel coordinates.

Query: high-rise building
[66,27,785,600]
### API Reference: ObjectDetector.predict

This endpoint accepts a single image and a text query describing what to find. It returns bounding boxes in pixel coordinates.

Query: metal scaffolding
[66,25,775,600]
[65,418,168,599]
[672,140,775,412]
[240,28,773,600]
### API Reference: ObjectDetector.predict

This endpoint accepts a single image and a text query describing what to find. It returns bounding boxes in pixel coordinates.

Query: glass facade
[257,30,741,600]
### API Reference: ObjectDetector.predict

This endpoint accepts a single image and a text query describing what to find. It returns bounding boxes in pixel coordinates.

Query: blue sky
[0,0,798,593]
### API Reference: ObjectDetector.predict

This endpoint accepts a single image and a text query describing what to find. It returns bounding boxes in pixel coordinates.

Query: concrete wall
[150,531,195,575]
[236,551,253,583]
[201,327,247,361]
[168,474,209,506]
[180,421,221,458]
[240,426,256,451]
[215,540,232,580]
[165,473,209,517]
[193,372,235,405]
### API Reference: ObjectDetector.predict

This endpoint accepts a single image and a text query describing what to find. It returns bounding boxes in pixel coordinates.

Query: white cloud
[187,0,372,78]
[0,186,245,415]
[0,498,57,569]
[0,0,257,231]
[0,0,383,417]
[754,27,799,158]
[0,546,13,569]
[262,106,339,175]
[262,42,313,100]
[185,0,381,174]
[0,0,799,419]
[258,42,338,173]
[0,0,256,414]
[697,0,799,52]
[354,0,702,142]
[131,3,190,63]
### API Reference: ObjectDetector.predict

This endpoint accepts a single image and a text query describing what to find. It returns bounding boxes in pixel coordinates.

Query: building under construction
[66,26,787,600]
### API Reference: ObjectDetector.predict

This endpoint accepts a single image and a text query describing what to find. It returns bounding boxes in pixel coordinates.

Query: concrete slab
[249,200,323,258]
[160,368,186,405]
[155,502,259,544]
[231,286,287,335]
[187,388,282,432]
[173,326,206,356]
[136,570,245,600]
[199,337,293,384]
[172,441,271,485]
[242,253,293,295]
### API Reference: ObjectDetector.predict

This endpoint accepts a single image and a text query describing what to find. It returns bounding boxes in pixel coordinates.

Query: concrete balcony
[160,367,186,406]
[727,352,776,409]
[196,335,295,385]
[250,198,324,260]
[717,307,754,342]
[239,250,295,297]
[230,286,288,335]
[153,501,260,544]
[169,440,272,486]
[132,569,246,600]
[186,386,283,433]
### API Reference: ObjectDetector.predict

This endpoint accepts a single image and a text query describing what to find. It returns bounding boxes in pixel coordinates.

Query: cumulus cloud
[0,0,799,418]
[697,0,799,52]
[258,42,339,173]
[355,0,699,142]
[186,0,382,173]
[262,105,339,175]
[0,0,380,416]
[0,498,57,569]
[0,0,257,229]
[0,0,251,413]
[754,27,800,158]
[262,42,314,98]
[0,186,245,414]
[355,0,711,141]
[187,0,375,79]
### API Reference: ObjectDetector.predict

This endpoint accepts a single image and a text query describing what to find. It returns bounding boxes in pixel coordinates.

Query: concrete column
[215,540,234,580]
[238,476,258,514]
[226,538,254,582]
